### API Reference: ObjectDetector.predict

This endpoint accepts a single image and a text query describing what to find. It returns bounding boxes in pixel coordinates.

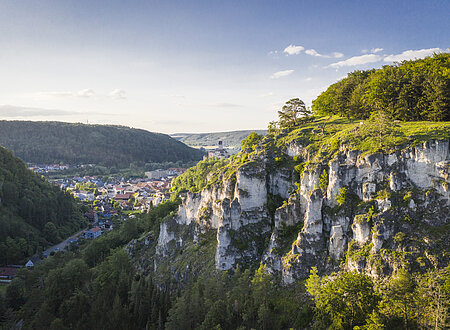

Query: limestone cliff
[129,125,449,284]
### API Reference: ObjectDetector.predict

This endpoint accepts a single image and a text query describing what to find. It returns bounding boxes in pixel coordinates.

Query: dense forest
[312,52,449,121]
[0,121,204,167]
[0,147,86,265]
[0,200,179,329]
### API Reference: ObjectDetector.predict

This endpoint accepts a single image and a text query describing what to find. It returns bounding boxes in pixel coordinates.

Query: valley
[0,53,449,329]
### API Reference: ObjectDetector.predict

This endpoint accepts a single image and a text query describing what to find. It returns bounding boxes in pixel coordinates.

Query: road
[43,227,87,256]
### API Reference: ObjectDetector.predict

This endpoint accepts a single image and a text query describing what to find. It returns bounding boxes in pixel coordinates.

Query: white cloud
[270,70,294,79]
[35,89,95,98]
[0,105,77,117]
[109,89,127,100]
[305,49,344,58]
[329,54,383,68]
[211,102,241,108]
[384,48,443,62]
[371,48,383,53]
[305,49,321,57]
[283,44,304,55]
[259,92,274,97]
[0,105,105,117]
[331,52,344,58]
[77,89,95,98]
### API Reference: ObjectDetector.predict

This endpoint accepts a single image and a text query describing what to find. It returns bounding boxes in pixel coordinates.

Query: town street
[43,227,87,256]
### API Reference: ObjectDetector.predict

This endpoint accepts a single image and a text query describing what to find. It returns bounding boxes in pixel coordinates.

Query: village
[1,143,229,284]
[0,167,187,284]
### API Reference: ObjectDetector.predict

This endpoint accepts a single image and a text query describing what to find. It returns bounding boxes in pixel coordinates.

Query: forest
[312,53,449,121]
[0,147,86,265]
[0,121,204,168]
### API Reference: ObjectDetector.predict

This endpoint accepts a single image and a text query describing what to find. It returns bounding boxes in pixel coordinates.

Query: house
[114,193,132,201]
[145,169,169,179]
[85,226,102,239]
[207,141,228,159]
[25,254,41,268]
[0,267,18,281]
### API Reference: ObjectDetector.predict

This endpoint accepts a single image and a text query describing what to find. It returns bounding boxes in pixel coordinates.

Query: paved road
[43,227,87,256]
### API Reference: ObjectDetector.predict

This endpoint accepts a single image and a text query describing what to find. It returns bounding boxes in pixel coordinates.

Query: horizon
[0,118,268,135]
[0,1,448,133]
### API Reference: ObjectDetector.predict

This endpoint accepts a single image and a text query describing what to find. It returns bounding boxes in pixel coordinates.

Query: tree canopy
[0,121,204,168]
[278,98,312,128]
[0,147,86,265]
[312,52,450,121]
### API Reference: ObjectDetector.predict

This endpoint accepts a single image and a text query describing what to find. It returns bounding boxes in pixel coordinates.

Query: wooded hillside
[312,52,449,121]
[0,147,86,265]
[0,121,204,167]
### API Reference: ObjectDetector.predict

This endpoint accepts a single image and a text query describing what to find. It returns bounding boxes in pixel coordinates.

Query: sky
[0,1,448,133]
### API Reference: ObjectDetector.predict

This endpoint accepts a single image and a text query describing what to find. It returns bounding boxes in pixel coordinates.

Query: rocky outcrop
[149,139,449,283]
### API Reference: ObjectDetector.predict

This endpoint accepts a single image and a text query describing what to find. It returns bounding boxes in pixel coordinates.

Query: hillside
[171,130,266,154]
[0,121,204,167]
[8,115,448,329]
[0,146,86,265]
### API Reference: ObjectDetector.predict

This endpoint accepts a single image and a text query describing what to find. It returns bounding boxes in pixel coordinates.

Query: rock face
[150,139,450,283]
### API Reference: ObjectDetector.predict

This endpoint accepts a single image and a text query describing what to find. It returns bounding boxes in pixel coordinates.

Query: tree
[306,270,379,329]
[278,98,311,128]
[415,267,449,329]
[360,110,397,150]
[241,132,263,151]
[382,268,416,329]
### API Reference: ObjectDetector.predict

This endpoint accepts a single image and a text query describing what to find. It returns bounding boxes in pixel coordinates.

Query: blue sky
[0,0,448,133]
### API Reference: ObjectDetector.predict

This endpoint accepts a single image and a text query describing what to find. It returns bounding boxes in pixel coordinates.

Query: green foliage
[294,163,305,175]
[277,221,303,255]
[278,98,313,129]
[266,193,284,218]
[319,169,329,193]
[335,187,348,206]
[307,270,379,329]
[240,132,263,151]
[0,121,204,167]
[2,200,178,329]
[170,157,229,195]
[312,53,450,121]
[0,147,86,265]
[166,266,312,330]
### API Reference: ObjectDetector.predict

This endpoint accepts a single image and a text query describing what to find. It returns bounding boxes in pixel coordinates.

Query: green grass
[276,116,450,162]
[0,284,7,297]
[172,115,449,197]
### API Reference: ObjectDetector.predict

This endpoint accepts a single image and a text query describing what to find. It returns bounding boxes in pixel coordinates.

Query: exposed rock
[274,196,302,229]
[147,138,449,284]
[352,215,371,244]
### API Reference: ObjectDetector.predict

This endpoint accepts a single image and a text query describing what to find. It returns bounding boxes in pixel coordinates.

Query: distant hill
[0,121,204,167]
[0,146,86,265]
[171,130,266,154]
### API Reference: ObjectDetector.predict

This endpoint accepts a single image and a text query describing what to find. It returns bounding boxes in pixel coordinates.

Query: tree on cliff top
[277,98,312,129]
